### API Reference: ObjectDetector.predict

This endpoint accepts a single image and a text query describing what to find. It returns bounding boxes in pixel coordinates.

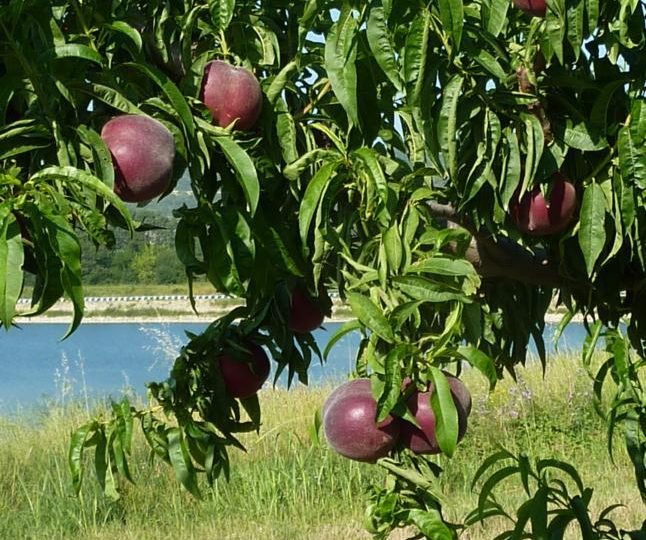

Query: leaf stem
[219,30,230,58]
[295,80,332,120]
[69,0,96,50]
[582,150,614,186]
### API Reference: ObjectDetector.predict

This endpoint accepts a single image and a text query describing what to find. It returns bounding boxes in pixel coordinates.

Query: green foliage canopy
[0,0,645,537]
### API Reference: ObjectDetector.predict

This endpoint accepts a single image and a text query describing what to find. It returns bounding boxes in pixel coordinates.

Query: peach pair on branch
[101,60,262,203]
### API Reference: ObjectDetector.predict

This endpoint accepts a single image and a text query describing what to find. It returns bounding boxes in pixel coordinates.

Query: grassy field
[1,355,644,540]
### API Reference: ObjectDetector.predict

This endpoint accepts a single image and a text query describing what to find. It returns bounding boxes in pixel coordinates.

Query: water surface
[0,320,589,412]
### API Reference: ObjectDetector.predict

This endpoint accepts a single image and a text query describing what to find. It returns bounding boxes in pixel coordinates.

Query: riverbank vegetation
[0,354,642,540]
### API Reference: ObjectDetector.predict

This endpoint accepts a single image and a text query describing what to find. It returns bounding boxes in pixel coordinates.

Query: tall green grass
[1,354,643,540]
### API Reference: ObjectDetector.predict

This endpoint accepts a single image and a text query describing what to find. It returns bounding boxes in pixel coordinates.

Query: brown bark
[428,201,565,288]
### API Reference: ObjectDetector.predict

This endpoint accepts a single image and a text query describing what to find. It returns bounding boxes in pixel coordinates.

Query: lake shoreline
[14,294,583,325]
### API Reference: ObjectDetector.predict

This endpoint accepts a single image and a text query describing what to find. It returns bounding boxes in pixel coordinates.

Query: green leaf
[116,399,134,453]
[323,318,363,360]
[208,0,235,32]
[624,418,646,501]
[366,5,403,92]
[80,83,143,114]
[570,495,595,537]
[590,79,628,133]
[473,49,507,81]
[204,224,244,295]
[309,408,322,446]
[240,393,261,428]
[354,147,390,223]
[214,136,260,215]
[403,8,431,106]
[566,0,584,61]
[68,422,94,495]
[0,214,24,329]
[382,224,403,275]
[545,6,565,64]
[141,413,170,460]
[438,75,464,180]
[324,8,359,127]
[581,320,602,368]
[438,0,464,50]
[29,166,133,233]
[429,367,459,457]
[586,0,599,30]
[266,60,299,105]
[477,465,520,515]
[619,102,646,190]
[408,508,455,540]
[406,257,477,278]
[21,208,64,317]
[536,458,585,495]
[168,427,201,498]
[94,428,119,500]
[376,345,410,422]
[109,423,132,483]
[250,22,279,66]
[299,161,338,247]
[393,276,470,303]
[0,120,49,142]
[458,346,497,390]
[463,499,509,526]
[346,292,394,343]
[105,21,143,52]
[511,497,536,537]
[76,125,114,190]
[561,120,607,151]
[471,448,516,490]
[283,148,339,181]
[578,182,607,277]
[51,44,103,65]
[520,113,545,195]
[274,98,298,164]
[500,127,522,209]
[547,514,575,537]
[122,62,195,137]
[253,210,306,276]
[482,0,510,37]
[46,214,84,338]
[529,486,549,539]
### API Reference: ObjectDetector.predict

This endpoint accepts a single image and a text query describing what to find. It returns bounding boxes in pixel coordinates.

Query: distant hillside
[130,173,195,219]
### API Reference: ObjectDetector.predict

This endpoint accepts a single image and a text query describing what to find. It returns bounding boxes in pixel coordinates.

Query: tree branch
[428,201,565,288]
[468,235,564,287]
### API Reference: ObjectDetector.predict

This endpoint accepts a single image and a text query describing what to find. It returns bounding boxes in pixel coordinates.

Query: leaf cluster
[1,0,645,536]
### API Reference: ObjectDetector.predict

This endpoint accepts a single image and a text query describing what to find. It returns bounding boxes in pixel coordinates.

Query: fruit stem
[218,29,230,59]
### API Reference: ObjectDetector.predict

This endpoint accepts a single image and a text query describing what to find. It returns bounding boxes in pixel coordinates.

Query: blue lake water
[0,320,591,413]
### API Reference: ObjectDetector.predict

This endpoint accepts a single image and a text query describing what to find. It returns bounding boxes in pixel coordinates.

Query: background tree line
[80,210,185,285]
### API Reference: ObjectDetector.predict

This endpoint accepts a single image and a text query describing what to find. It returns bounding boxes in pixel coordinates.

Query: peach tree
[0,0,645,537]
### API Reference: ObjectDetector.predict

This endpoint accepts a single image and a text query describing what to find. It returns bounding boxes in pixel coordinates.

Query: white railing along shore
[16,291,341,305]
